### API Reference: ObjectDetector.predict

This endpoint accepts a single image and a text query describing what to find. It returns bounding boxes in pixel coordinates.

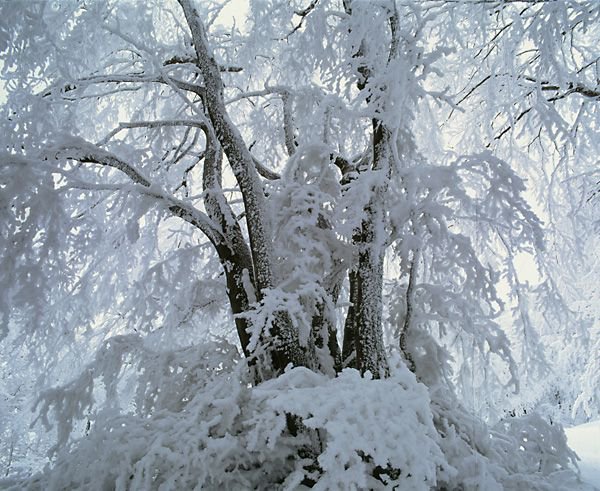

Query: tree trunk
[353,209,390,378]
[178,0,311,376]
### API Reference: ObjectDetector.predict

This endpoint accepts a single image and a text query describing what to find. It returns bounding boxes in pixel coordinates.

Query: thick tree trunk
[179,0,395,381]
[342,121,393,378]
[353,209,389,378]
[339,1,399,378]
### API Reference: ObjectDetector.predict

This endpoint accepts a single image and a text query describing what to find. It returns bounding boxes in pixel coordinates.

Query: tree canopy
[1,0,599,489]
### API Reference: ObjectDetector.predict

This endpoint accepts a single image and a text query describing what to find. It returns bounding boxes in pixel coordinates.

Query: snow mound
[253,365,445,489]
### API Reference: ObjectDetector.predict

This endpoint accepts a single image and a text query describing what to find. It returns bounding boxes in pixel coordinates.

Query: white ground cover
[566,420,600,490]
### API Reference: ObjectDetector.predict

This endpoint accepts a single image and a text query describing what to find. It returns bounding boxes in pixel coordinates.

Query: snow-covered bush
[2,345,581,490]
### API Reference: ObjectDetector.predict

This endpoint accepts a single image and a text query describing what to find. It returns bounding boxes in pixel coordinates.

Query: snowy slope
[566,420,600,490]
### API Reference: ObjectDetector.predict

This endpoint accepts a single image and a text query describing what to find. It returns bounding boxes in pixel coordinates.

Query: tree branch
[47,138,224,246]
[98,119,211,146]
[177,0,275,294]
[523,76,600,99]
[178,0,313,374]
[283,0,320,39]
[227,86,298,156]
[164,55,243,72]
[41,73,206,99]
[252,156,281,180]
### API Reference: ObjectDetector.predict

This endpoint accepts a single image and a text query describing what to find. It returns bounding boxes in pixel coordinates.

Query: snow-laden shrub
[3,340,582,491]
[11,354,443,490]
[431,388,580,491]
[252,366,444,489]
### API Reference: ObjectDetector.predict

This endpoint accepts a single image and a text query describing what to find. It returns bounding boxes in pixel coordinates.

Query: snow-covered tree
[1,0,597,488]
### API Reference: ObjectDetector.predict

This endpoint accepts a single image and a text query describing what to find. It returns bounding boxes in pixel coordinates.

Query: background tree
[0,0,597,488]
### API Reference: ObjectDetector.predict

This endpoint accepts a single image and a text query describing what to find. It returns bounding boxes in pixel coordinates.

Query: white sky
[217,0,250,29]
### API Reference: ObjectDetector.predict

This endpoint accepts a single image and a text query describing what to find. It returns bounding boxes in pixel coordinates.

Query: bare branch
[178,0,313,373]
[226,85,288,104]
[281,91,298,156]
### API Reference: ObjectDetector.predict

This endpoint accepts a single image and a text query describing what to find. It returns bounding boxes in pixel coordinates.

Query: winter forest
[1,0,599,489]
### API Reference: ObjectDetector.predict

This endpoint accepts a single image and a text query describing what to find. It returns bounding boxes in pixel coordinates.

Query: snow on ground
[566,419,600,490]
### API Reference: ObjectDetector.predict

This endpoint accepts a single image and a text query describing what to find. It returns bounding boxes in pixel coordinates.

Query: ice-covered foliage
[432,390,580,491]
[385,152,544,394]
[1,0,599,487]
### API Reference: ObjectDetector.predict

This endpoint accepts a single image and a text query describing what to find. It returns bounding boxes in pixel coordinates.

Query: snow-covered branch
[46,137,224,246]
[41,73,206,100]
